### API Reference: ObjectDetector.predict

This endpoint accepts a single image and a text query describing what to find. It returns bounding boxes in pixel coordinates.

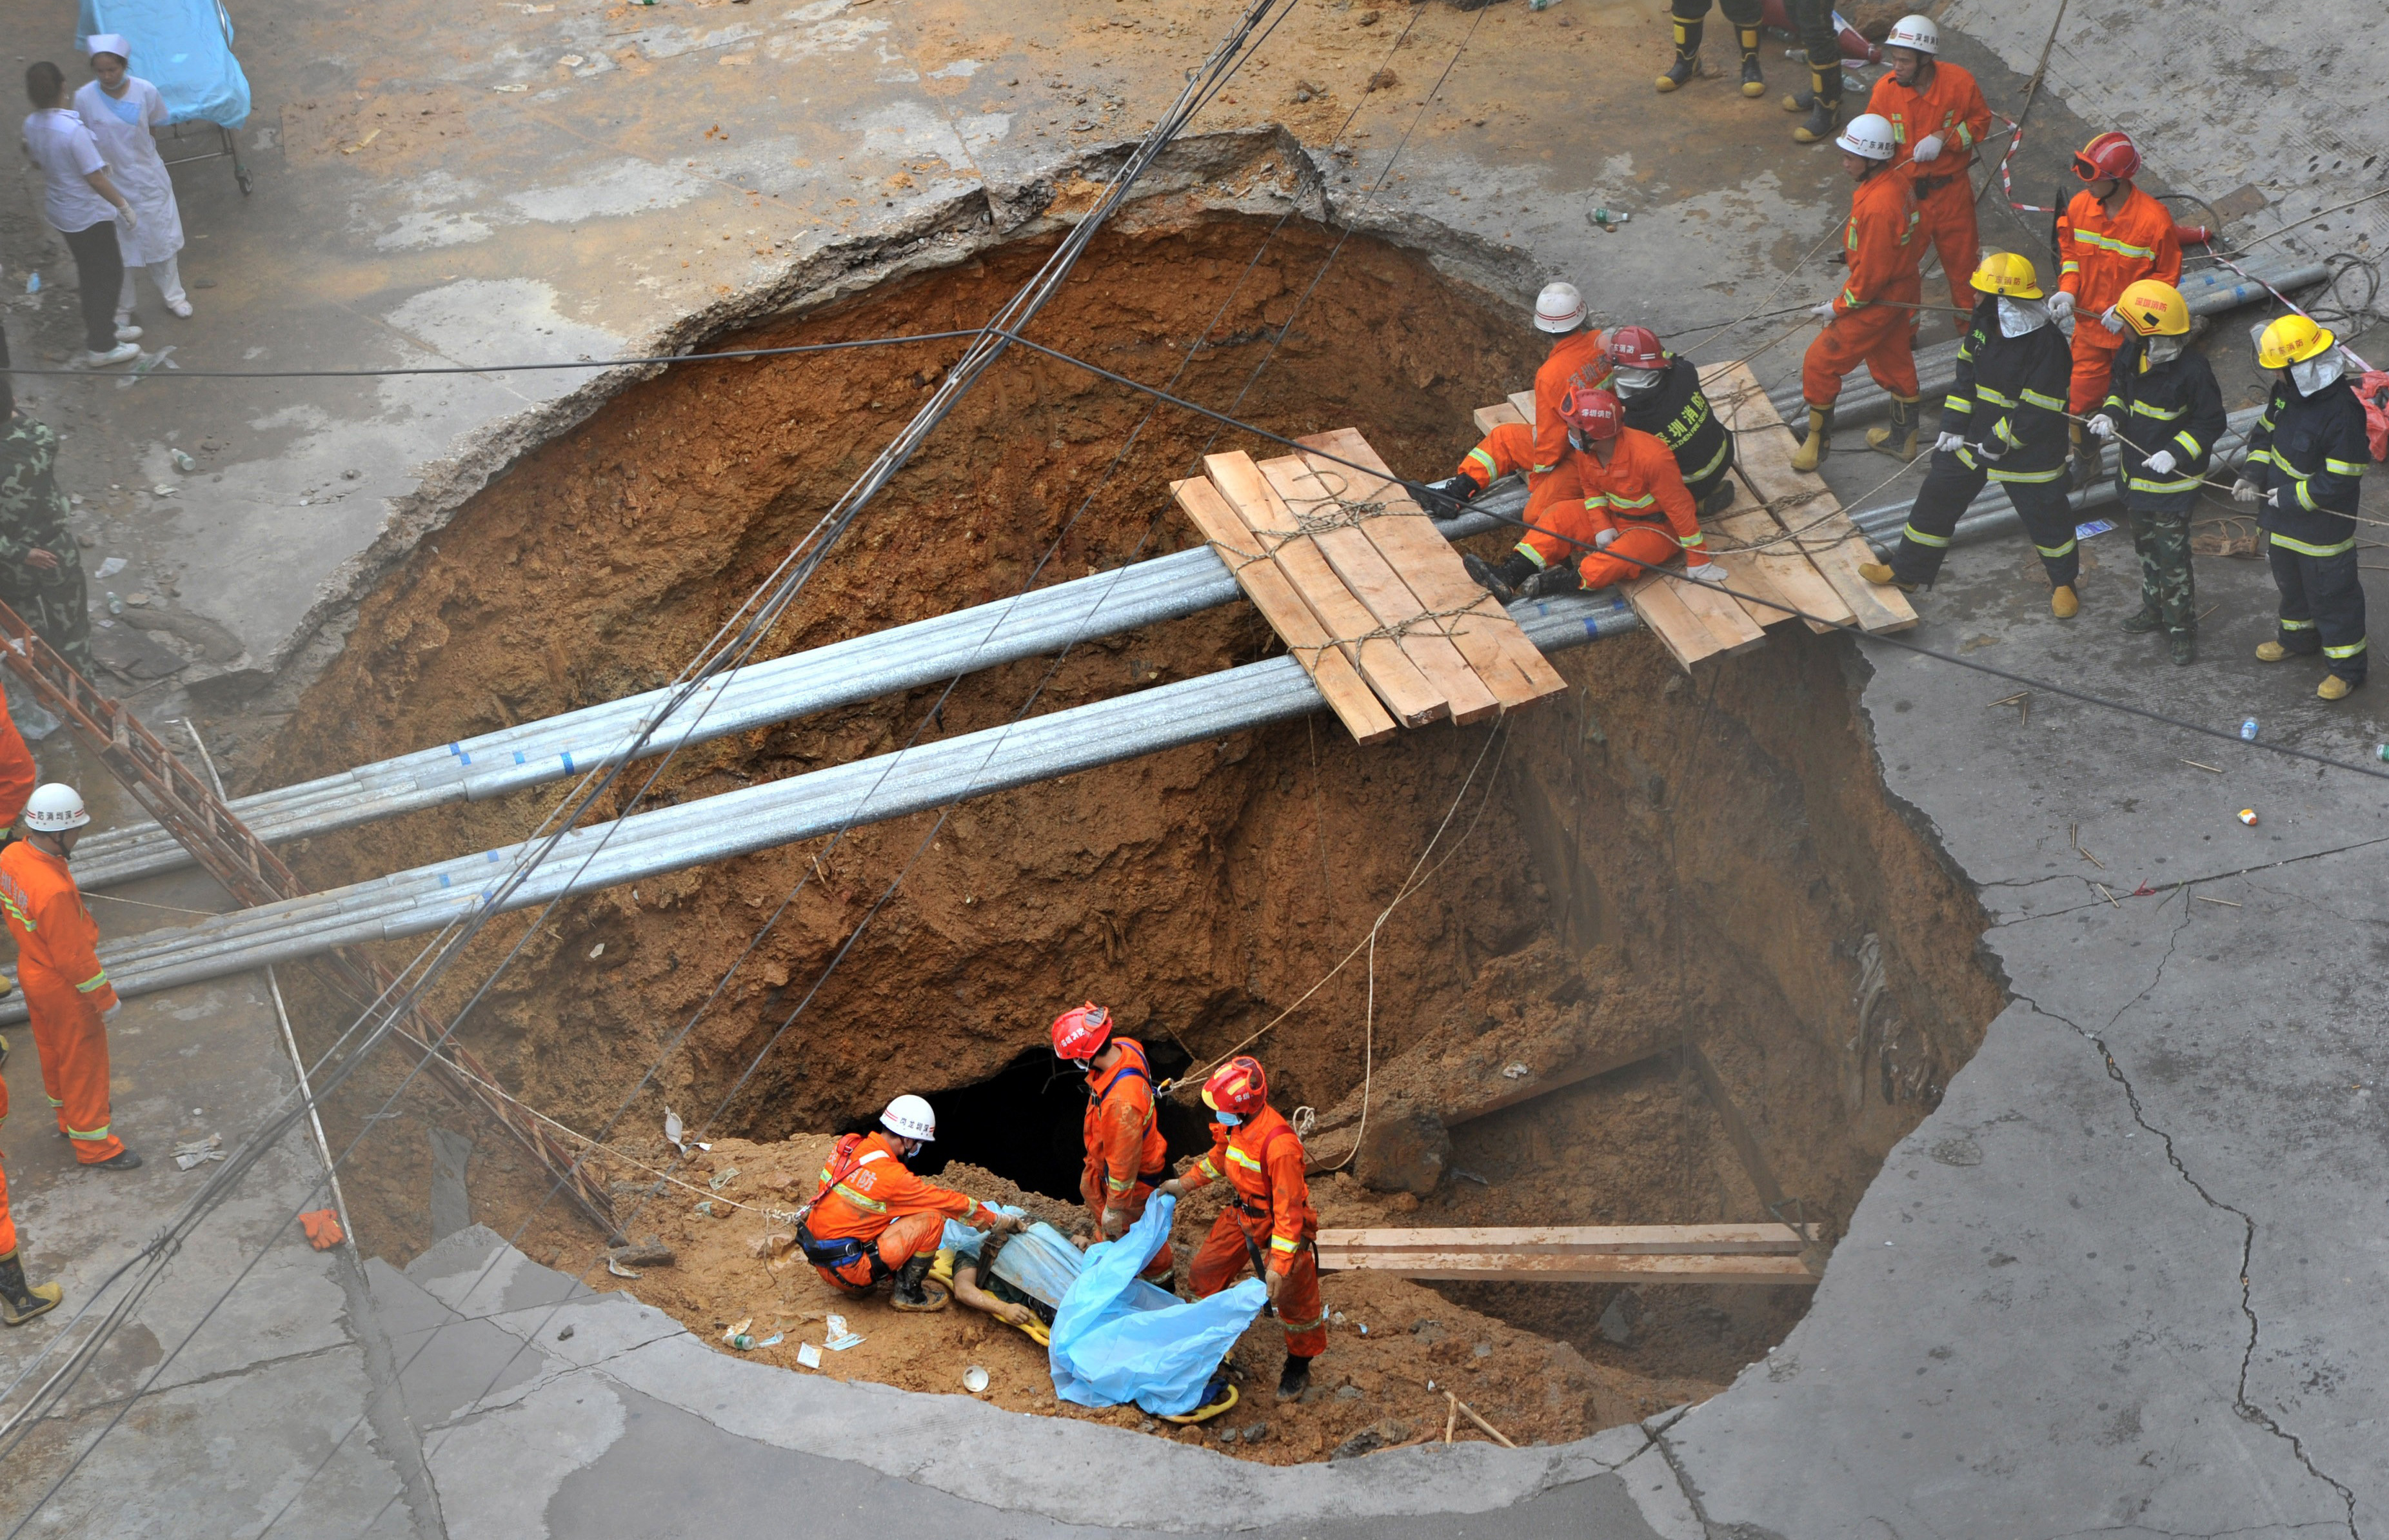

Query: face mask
[1566,428,1586,453]
[2139,335,2183,368]
[1997,297,2047,337]
[1215,1111,1242,1127]
[1612,366,1663,397]
[2291,353,2345,397]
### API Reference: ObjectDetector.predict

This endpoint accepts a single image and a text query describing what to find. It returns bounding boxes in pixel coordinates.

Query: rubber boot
[1792,67,1841,143]
[1276,1352,1315,1401]
[889,1252,950,1312]
[1865,394,1921,459]
[1463,552,1520,603]
[2319,673,2364,702]
[2169,629,2197,666]
[2254,640,2294,662]
[1790,404,1832,472]
[1697,479,1738,517]
[1858,561,1916,591]
[1738,27,1765,97]
[0,1251,61,1328]
[2050,584,2079,619]
[1656,16,1702,92]
[1520,564,1583,600]
[2119,606,2164,634]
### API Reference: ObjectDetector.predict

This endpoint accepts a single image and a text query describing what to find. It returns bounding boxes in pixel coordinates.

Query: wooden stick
[2195,895,2243,908]
[2181,759,2225,773]
[1445,1397,1458,1445]
[2094,882,2118,908]
[1987,691,2029,708]
[1447,1391,1516,1448]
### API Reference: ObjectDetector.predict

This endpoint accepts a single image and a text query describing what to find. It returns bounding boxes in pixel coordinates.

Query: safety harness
[793,1133,897,1281]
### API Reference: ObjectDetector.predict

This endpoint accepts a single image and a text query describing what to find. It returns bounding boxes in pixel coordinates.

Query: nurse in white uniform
[71,35,190,322]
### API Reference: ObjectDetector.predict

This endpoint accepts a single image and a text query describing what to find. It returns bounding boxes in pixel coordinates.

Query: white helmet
[23,783,89,833]
[1533,281,1587,334]
[880,1093,936,1142]
[1884,14,1938,54]
[1836,113,1898,161]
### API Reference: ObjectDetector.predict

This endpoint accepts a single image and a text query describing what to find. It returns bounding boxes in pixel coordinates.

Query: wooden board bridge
[1316,1223,1822,1286]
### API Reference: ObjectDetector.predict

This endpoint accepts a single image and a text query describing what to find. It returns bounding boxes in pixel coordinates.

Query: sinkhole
[261,208,2005,1462]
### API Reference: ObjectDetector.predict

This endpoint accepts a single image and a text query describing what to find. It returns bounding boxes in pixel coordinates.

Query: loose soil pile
[257,212,2003,1462]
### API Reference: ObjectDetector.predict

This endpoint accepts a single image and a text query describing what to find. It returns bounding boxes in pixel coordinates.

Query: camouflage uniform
[2124,506,2196,634]
[2092,334,2225,643]
[0,416,94,674]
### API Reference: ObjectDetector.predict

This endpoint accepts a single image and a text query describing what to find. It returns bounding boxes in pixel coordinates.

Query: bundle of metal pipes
[1763,257,2326,426]
[8,573,1629,1018]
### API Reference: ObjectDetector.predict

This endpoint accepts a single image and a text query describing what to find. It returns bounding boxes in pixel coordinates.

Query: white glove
[1912,133,1943,164]
[1688,562,1729,586]
[2231,478,2260,506]
[2266,486,2281,508]
[1810,301,1839,321]
[2143,449,2177,476]
[2100,306,2125,334]
[1594,528,1619,550]
[2045,290,2076,321]
[2085,415,2117,441]
[1934,431,1965,454]
[116,204,137,233]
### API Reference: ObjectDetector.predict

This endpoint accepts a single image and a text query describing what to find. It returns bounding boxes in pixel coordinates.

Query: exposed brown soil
[256,212,2002,1463]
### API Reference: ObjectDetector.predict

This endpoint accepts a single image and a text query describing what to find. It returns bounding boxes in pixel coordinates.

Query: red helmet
[1606,325,1667,371]
[1558,385,1621,442]
[1201,1056,1269,1120]
[1049,1002,1113,1062]
[2072,131,2140,183]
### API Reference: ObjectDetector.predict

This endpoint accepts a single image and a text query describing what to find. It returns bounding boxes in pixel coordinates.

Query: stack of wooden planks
[1171,429,1567,744]
[1314,1223,1821,1285]
[1470,362,1915,670]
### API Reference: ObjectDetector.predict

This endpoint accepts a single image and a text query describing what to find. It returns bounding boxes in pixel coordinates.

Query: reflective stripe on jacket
[1835,171,1923,317]
[1942,299,2072,484]
[2248,376,2370,557]
[1178,1103,1314,1270]
[0,840,117,1008]
[804,1129,984,1244]
[1082,1038,1168,1200]
[2096,339,2226,512]
[2057,186,2181,313]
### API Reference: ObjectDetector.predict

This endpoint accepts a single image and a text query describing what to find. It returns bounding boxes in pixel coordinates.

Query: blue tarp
[76,0,252,129]
[1047,1195,1266,1416]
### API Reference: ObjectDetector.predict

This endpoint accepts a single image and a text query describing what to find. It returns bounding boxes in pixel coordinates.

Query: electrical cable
[1,328,989,380]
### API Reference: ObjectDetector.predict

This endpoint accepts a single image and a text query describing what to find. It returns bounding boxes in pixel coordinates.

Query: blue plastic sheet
[936,1204,1026,1262]
[76,0,252,128]
[1047,1195,1266,1416]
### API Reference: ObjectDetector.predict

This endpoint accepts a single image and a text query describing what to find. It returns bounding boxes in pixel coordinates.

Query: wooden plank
[1507,389,1538,424]
[1313,1250,1822,1285]
[1318,1223,1808,1256]
[1472,400,1527,436]
[1202,453,1447,728]
[1698,360,1918,635]
[1293,429,1567,711]
[1171,478,1398,745]
[1708,497,1858,632]
[1622,564,1765,669]
[1253,454,1502,726]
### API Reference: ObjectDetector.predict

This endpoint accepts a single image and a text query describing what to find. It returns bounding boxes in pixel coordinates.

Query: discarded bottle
[2239,718,2259,742]
[1591,207,1630,230]
[104,592,123,616]
[2377,743,2389,763]
[23,273,37,295]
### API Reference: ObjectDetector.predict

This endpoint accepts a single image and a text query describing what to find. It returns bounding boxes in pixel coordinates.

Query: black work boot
[1519,564,1584,599]
[0,1250,61,1327]
[1738,27,1765,97]
[1276,1352,1314,1401]
[1655,15,1701,92]
[2119,606,2165,635]
[2169,629,2197,666]
[889,1252,949,1312]
[1792,68,1840,144]
[1465,551,1541,603]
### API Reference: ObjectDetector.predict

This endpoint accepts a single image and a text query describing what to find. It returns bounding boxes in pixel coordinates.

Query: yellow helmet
[2257,313,2335,369]
[2114,279,2190,337]
[1968,251,2043,300]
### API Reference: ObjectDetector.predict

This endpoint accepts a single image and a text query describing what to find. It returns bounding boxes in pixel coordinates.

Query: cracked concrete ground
[2,0,2386,1533]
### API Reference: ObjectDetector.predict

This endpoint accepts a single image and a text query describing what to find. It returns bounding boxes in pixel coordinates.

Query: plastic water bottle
[1591,207,1630,230]
[24,273,37,295]
[2375,743,2388,763]
[2239,718,2259,742]
[104,592,123,617]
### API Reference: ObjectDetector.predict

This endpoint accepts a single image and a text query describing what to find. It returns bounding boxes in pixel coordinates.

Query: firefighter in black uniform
[2236,314,2371,700]
[2084,279,2225,666]
[1607,326,1737,515]
[1655,0,1766,98]
[1860,252,2082,617]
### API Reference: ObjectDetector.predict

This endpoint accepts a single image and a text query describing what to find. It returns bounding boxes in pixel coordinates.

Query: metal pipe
[3,588,1633,1019]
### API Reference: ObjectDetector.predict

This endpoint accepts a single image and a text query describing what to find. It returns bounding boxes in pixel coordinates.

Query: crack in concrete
[1987,831,2389,930]
[419,1327,687,1433]
[13,1339,354,1426]
[2012,906,2363,1540]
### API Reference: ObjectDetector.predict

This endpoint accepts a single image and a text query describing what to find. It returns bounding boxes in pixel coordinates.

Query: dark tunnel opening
[905,1041,1216,1204]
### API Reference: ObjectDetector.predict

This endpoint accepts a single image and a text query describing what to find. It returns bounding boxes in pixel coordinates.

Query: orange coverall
[1514,426,1708,590]
[0,709,33,829]
[1180,1103,1325,1358]
[1867,61,1992,322]
[1528,328,1612,482]
[0,840,124,1164]
[1801,170,1923,409]
[0,1076,17,1256]
[804,1129,995,1292]
[1081,1037,1173,1283]
[2057,185,2182,412]
[1455,422,1596,533]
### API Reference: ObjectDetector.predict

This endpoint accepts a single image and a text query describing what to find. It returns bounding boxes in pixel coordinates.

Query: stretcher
[75,0,255,193]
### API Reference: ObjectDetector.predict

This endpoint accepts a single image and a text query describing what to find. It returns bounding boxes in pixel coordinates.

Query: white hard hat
[23,783,88,833]
[880,1093,936,1142]
[1533,281,1587,334]
[1884,14,1938,54]
[1836,113,1898,161]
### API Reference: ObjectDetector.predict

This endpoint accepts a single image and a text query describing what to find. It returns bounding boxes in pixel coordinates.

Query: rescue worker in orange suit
[2050,132,2181,487]
[1,784,139,1170]
[0,1072,63,1325]
[1461,386,1723,603]
[1864,15,1990,331]
[1156,1056,1324,1400]
[1653,0,1765,99]
[1419,282,1608,516]
[1606,325,1738,515]
[1051,1001,1175,1287]
[1792,114,1923,472]
[2236,314,2372,700]
[796,1093,1024,1310]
